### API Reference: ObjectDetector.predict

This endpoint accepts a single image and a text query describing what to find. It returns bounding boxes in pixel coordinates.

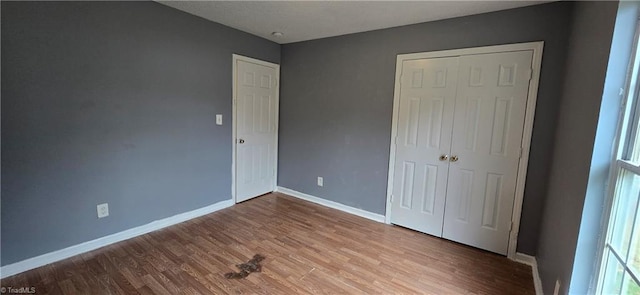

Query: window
[597,23,640,295]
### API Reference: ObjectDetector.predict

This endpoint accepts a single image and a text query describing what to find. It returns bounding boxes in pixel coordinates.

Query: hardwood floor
[1,193,534,294]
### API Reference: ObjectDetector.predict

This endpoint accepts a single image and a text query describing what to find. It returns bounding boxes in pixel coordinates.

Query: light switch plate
[216,114,223,125]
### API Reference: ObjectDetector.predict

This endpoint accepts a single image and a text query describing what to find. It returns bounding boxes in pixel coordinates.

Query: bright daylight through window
[598,22,640,295]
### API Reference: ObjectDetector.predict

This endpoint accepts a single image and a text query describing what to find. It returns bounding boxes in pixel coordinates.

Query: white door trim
[231,54,280,204]
[384,41,545,260]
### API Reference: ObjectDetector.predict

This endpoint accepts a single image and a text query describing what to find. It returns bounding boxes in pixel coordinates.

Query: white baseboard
[0,199,234,279]
[515,252,543,295]
[276,186,385,223]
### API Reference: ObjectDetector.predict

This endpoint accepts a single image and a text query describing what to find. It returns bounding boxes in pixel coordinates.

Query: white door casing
[390,57,459,237]
[442,51,534,255]
[232,55,279,203]
[385,42,544,259]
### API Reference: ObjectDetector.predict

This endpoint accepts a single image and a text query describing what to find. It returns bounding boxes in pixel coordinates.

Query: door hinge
[509,221,513,232]
[390,194,394,203]
[394,136,399,145]
[518,147,523,159]
[233,99,237,106]
[526,69,533,81]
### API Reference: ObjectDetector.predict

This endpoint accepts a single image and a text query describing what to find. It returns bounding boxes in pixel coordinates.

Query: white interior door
[442,51,533,255]
[235,57,279,203]
[390,57,459,236]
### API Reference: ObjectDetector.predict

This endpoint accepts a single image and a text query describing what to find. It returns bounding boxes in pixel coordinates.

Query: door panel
[390,57,459,237]
[442,51,533,255]
[236,59,278,203]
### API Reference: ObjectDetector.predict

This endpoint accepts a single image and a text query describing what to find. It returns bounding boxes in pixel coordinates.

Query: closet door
[442,51,533,255]
[389,57,459,237]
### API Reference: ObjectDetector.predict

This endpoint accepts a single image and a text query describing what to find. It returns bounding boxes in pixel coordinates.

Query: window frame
[594,20,640,295]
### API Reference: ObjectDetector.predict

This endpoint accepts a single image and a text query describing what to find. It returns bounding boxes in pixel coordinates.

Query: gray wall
[535,2,619,294]
[1,1,279,265]
[278,2,573,255]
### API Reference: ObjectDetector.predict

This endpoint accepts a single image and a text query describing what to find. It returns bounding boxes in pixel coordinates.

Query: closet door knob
[439,154,449,161]
[238,139,245,144]
[450,155,459,162]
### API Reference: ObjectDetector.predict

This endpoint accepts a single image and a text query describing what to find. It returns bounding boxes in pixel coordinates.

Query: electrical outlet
[553,279,561,295]
[317,177,323,187]
[97,203,109,218]
[216,114,223,125]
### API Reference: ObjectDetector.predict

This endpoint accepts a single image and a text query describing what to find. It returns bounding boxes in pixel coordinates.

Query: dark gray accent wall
[1,1,279,265]
[279,2,573,255]
[535,2,618,294]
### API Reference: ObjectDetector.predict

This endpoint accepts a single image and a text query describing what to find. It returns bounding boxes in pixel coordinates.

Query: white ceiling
[158,1,552,44]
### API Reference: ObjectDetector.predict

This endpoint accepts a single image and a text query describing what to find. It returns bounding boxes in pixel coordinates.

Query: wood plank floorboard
[1,193,534,294]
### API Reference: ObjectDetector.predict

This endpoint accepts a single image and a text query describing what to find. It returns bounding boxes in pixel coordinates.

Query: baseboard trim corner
[0,198,234,279]
[276,186,385,223]
[514,252,543,295]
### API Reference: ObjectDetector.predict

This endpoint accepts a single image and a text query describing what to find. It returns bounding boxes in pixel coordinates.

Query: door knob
[238,139,245,144]
[450,155,459,162]
[439,154,449,161]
